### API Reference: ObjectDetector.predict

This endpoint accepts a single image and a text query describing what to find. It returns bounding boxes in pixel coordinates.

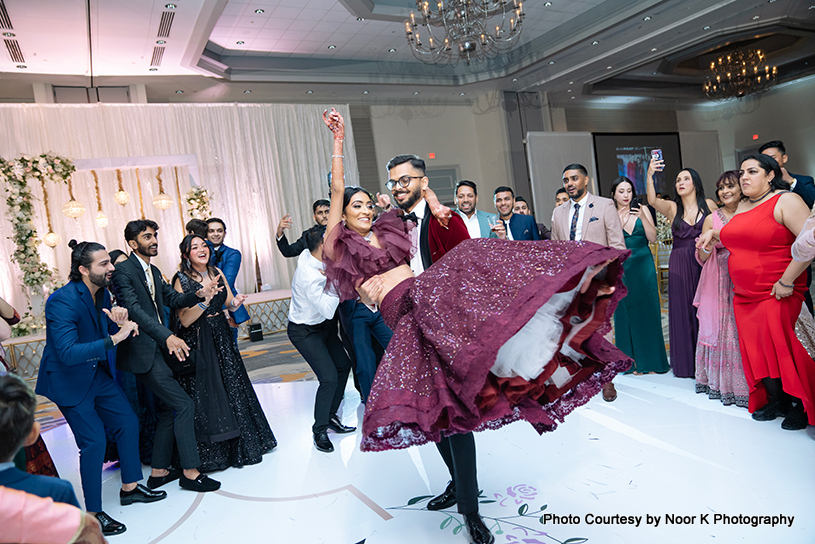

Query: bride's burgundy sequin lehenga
[325,212,632,452]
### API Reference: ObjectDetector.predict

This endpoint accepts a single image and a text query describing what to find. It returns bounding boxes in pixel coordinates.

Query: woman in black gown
[172,235,276,472]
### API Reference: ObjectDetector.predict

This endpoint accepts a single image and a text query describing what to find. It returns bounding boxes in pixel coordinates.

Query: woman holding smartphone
[611,177,669,374]
[646,155,717,379]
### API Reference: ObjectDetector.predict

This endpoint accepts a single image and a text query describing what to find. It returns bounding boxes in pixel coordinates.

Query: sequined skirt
[361,238,632,452]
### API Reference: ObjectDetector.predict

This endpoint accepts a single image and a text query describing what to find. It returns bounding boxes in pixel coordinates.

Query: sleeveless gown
[668,215,706,378]
[324,230,632,452]
[614,217,669,373]
[720,194,815,424]
[693,210,748,407]
[172,273,277,471]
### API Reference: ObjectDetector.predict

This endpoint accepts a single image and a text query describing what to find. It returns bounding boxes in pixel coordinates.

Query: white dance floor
[42,373,813,544]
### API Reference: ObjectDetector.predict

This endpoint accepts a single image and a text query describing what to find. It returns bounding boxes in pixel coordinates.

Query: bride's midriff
[377,264,414,306]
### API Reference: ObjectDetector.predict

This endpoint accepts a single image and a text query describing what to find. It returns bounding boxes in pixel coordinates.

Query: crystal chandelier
[405,0,525,66]
[703,47,777,101]
[114,169,130,205]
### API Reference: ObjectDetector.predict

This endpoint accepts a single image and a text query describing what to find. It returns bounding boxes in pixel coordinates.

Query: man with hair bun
[36,239,166,536]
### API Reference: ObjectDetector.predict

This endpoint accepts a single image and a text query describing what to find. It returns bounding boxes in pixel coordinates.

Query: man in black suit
[759,140,815,208]
[377,154,493,544]
[111,219,222,493]
[275,199,330,257]
[760,140,815,314]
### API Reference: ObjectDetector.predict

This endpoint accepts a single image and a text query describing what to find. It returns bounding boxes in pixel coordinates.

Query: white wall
[677,75,815,176]
[369,100,513,211]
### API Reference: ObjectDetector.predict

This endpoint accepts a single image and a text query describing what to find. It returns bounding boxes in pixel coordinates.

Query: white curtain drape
[0,103,358,312]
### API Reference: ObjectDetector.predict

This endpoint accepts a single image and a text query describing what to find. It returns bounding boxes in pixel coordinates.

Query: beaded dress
[325,216,632,452]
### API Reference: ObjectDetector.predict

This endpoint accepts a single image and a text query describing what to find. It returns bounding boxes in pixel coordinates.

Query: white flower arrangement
[185,186,212,219]
[1,153,72,336]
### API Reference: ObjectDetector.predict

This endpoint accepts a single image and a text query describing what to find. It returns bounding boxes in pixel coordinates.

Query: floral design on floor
[390,484,588,544]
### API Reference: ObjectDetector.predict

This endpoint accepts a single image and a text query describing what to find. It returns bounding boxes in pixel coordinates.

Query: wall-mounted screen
[593,133,682,198]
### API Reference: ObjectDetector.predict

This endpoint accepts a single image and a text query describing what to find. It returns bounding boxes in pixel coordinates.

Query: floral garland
[1,153,74,336]
[185,185,212,219]
[655,211,672,241]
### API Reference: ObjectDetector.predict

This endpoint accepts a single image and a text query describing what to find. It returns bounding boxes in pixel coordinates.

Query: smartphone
[631,197,642,210]
[651,149,663,162]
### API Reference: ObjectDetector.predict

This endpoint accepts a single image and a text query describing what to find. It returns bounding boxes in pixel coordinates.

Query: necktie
[144,267,160,318]
[569,203,580,241]
[400,211,419,223]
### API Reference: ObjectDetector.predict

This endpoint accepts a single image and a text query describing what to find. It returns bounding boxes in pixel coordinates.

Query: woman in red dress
[698,155,815,431]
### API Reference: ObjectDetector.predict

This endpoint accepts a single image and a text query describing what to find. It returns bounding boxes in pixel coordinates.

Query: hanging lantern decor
[114,169,130,205]
[39,178,61,247]
[92,170,109,228]
[152,166,174,211]
[61,174,86,218]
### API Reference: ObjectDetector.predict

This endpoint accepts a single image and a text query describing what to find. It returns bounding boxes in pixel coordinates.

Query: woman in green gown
[612,177,670,374]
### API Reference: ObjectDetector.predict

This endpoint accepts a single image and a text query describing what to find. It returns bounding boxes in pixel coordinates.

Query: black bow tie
[400,212,419,223]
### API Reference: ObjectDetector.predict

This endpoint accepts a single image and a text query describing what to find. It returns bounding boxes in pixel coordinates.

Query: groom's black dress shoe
[464,513,495,544]
[120,483,167,505]
[327,415,356,434]
[314,431,335,452]
[427,480,456,511]
[147,468,182,489]
[95,511,126,536]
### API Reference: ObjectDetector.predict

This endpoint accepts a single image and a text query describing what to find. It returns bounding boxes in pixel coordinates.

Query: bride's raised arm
[323,108,346,239]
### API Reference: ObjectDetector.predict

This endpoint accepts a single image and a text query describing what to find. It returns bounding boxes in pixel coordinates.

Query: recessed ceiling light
[236,41,245,45]
[752,15,760,19]
[357,17,365,21]
[413,91,420,95]
[704,25,711,30]
[149,67,158,71]
[3,32,14,37]
[544,1,552,5]
[306,90,313,94]
[651,47,658,51]
[569,81,574,84]
[767,0,776,3]
[567,89,572,93]
[156,40,166,44]
[570,96,575,99]
[652,71,658,75]
[328,45,336,49]
[606,65,612,69]
[362,90,369,94]
[512,78,518,82]
[591,41,599,45]
[459,92,465,96]
[165,3,176,9]
[643,16,651,21]
[389,48,396,52]
[255,9,264,14]
[548,61,555,65]
[175,90,183,94]
[244,90,251,94]
[16,64,26,69]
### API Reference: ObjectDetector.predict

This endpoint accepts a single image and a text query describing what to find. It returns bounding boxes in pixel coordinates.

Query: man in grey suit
[551,164,626,401]
[111,219,222,493]
[454,180,497,239]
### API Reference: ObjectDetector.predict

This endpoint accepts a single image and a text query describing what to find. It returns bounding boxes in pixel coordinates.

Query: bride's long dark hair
[179,234,218,281]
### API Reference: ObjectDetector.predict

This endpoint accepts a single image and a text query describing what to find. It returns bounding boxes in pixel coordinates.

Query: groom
[380,154,493,544]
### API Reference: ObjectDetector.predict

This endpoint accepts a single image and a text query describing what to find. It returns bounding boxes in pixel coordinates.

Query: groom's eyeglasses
[386,175,423,191]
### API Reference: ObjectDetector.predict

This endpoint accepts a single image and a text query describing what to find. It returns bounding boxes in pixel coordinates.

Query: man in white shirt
[454,180,497,239]
[287,225,355,454]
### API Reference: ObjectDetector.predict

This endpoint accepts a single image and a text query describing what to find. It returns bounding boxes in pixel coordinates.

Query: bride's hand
[580,259,616,296]
[424,187,451,228]
[322,108,345,140]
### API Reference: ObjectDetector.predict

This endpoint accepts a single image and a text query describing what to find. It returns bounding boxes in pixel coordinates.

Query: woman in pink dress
[694,171,749,407]
[321,109,632,452]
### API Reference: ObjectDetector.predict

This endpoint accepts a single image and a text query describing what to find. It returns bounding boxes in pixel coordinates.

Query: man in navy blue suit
[489,186,541,241]
[0,374,79,508]
[206,217,250,342]
[36,240,167,535]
